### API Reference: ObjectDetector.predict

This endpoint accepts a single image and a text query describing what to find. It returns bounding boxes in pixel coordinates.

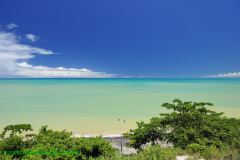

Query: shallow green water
[0,78,240,135]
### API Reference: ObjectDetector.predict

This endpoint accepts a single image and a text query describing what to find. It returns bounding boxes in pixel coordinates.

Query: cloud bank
[0,28,114,78]
[16,62,113,78]
[206,72,240,78]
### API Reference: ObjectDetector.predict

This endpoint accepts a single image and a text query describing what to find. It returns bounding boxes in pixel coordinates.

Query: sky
[0,0,240,78]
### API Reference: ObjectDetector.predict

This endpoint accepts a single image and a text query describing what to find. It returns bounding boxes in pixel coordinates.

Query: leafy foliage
[73,136,116,159]
[0,124,32,138]
[121,145,178,160]
[0,125,116,159]
[124,99,240,158]
[124,117,166,150]
[0,124,34,159]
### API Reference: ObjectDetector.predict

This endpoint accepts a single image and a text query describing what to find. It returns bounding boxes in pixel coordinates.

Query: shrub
[0,154,12,160]
[73,137,117,159]
[0,125,117,160]
[118,145,179,160]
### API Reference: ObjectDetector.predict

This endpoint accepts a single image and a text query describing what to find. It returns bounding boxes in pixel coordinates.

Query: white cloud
[16,62,113,78]
[0,31,114,78]
[206,72,240,78]
[0,31,53,61]
[25,34,38,42]
[6,23,18,29]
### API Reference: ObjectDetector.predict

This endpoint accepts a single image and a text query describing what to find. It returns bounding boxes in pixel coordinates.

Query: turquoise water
[0,78,240,135]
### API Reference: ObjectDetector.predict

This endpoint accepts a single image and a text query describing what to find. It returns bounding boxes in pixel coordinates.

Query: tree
[160,99,224,149]
[1,124,32,138]
[0,124,33,159]
[124,99,240,154]
[124,117,166,150]
[0,125,117,159]
[22,126,116,159]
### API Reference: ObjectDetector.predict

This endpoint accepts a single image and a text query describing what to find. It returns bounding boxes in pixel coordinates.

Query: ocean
[0,78,240,135]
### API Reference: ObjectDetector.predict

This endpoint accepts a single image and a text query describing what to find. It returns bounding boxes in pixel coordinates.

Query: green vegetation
[1,99,240,159]
[120,145,180,160]
[124,99,240,159]
[0,125,116,159]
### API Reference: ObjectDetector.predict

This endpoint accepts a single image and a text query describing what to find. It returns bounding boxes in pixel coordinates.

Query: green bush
[113,145,180,160]
[0,125,117,160]
[0,154,13,160]
[73,137,117,159]
[124,117,166,150]
[130,145,177,160]
[0,136,26,158]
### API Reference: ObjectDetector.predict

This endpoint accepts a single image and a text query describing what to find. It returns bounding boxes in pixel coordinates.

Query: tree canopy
[0,125,116,159]
[124,99,240,154]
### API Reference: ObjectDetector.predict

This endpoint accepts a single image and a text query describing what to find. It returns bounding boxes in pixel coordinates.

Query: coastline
[1,78,240,135]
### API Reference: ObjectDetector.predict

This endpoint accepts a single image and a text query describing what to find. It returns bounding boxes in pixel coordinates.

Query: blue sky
[0,0,240,78]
